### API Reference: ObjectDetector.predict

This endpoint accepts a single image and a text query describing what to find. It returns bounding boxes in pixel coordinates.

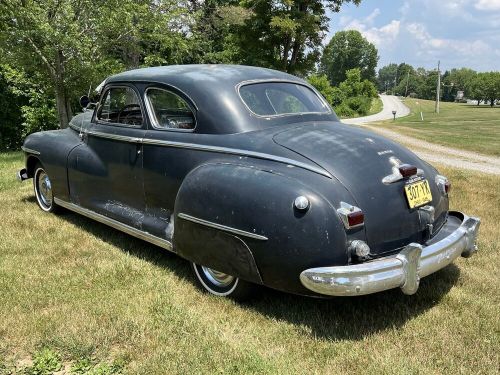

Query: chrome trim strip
[300,212,480,296]
[53,198,173,251]
[141,138,332,178]
[21,146,41,155]
[68,124,331,178]
[69,123,143,144]
[177,213,268,241]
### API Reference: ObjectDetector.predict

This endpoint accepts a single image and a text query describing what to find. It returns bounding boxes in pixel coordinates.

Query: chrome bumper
[300,212,480,296]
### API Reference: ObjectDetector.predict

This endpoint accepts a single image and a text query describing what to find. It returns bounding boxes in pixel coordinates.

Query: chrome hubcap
[37,171,53,208]
[201,266,235,287]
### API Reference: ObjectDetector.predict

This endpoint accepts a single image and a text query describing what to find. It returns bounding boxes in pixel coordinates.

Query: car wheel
[33,163,59,213]
[191,262,255,301]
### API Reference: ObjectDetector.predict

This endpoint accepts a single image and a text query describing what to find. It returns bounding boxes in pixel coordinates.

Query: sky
[326,0,500,72]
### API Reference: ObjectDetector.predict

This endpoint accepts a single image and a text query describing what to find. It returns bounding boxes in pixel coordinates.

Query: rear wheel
[33,163,60,213]
[191,262,255,301]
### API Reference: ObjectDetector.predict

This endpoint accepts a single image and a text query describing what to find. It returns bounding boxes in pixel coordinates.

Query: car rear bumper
[299,211,480,296]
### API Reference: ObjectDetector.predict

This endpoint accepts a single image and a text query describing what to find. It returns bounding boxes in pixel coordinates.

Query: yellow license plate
[404,179,432,208]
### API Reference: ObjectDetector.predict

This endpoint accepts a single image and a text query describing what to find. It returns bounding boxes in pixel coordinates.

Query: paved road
[342,94,410,125]
[342,94,500,175]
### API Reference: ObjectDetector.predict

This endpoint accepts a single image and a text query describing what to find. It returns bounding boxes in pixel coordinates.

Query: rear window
[239,82,330,116]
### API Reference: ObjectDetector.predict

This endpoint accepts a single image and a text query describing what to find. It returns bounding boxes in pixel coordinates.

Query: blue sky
[326,0,500,72]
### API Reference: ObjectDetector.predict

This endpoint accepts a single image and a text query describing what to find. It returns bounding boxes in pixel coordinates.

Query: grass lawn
[373,98,500,156]
[1,152,499,374]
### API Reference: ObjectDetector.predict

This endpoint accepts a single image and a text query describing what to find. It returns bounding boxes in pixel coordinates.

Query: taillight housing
[398,164,418,178]
[337,202,364,229]
[435,175,450,195]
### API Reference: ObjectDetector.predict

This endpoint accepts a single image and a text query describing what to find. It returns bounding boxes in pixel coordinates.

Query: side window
[145,88,195,130]
[97,87,143,126]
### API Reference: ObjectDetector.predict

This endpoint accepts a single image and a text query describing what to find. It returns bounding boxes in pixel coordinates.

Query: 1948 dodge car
[17,65,480,300]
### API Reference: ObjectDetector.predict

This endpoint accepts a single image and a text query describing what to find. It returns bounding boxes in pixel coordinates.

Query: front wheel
[33,163,60,213]
[191,263,255,301]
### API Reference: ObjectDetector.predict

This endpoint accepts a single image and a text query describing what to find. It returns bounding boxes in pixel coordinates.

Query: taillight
[337,202,364,229]
[435,175,450,195]
[398,164,417,178]
[445,180,451,194]
[348,211,364,227]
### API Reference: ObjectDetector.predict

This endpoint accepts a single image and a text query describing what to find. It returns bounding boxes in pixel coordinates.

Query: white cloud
[405,22,493,58]
[475,0,500,10]
[341,10,401,47]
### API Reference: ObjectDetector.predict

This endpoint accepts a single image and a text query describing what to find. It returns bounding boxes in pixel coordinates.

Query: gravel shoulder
[343,95,500,175]
[365,126,500,175]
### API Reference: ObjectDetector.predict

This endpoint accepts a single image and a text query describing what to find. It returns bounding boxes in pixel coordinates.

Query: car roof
[106,64,302,87]
[104,64,336,134]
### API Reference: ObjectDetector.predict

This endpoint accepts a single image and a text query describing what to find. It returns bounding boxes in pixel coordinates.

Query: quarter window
[97,87,143,126]
[146,88,195,130]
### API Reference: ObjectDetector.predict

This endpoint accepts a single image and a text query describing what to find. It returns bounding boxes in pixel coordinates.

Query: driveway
[342,94,410,125]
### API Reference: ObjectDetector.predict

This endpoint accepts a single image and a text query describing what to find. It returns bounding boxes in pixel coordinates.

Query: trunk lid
[273,122,447,255]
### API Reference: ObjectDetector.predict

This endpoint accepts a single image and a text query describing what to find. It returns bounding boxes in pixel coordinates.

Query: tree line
[1,0,378,150]
[377,63,500,106]
[1,0,497,151]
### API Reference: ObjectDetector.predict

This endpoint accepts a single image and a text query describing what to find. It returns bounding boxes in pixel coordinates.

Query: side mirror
[79,95,91,108]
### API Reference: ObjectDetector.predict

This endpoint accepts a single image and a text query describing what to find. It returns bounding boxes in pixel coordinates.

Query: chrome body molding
[141,138,332,178]
[300,212,480,296]
[21,146,41,155]
[53,198,173,251]
[177,212,268,241]
[68,123,332,178]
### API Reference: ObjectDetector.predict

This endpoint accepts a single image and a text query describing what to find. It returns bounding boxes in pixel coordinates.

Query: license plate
[404,179,432,208]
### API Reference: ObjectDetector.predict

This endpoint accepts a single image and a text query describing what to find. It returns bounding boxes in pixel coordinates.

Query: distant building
[455,91,464,101]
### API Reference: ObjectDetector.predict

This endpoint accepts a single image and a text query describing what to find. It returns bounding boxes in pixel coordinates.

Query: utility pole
[435,60,441,114]
[405,70,410,97]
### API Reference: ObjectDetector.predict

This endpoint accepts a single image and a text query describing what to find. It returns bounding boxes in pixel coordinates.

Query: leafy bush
[308,68,378,117]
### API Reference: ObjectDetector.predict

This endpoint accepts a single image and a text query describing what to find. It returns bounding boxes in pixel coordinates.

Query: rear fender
[173,163,348,293]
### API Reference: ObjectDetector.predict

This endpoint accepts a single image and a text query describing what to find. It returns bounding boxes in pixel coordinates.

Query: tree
[480,72,500,106]
[236,1,361,76]
[0,0,193,128]
[377,63,398,92]
[320,30,378,86]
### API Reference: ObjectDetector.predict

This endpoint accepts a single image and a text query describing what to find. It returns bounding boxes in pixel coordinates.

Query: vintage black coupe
[17,65,480,299]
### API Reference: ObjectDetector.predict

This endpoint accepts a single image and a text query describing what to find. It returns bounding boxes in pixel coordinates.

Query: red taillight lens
[398,164,417,178]
[445,181,451,194]
[347,211,364,227]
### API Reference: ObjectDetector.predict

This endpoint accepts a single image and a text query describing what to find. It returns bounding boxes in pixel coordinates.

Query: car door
[68,84,146,230]
[140,85,199,240]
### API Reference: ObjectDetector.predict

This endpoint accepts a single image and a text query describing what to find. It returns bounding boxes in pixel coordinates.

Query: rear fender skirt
[175,216,263,284]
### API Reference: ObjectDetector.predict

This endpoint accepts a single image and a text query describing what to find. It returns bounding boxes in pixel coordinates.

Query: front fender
[23,128,82,201]
[173,163,348,295]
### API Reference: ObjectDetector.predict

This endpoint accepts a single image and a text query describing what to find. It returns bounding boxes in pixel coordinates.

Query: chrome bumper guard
[300,212,480,296]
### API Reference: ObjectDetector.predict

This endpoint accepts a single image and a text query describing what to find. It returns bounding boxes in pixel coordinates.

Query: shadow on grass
[56,207,459,341]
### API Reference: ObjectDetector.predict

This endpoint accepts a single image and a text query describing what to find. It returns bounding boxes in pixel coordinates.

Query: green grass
[1,152,499,374]
[367,96,383,116]
[373,98,500,156]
